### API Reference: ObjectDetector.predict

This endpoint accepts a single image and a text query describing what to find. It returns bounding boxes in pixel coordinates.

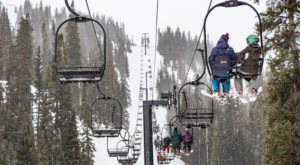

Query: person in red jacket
[183,128,193,154]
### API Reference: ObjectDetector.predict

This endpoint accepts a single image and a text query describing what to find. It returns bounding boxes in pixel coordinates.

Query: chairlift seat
[107,148,129,157]
[135,130,142,133]
[133,147,141,152]
[117,157,137,164]
[181,108,213,128]
[92,128,120,138]
[132,152,141,156]
[182,122,210,128]
[57,66,104,83]
[134,141,141,145]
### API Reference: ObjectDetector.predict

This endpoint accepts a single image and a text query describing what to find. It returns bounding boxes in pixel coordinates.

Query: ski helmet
[246,34,259,44]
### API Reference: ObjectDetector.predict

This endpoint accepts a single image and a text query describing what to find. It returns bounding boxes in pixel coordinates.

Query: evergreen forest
[0,0,299,165]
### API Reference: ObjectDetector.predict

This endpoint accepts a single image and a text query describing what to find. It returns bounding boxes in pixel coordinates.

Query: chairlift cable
[183,0,213,84]
[85,0,103,55]
[152,0,159,100]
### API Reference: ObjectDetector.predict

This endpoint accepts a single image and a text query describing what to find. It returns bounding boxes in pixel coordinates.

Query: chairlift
[132,150,141,157]
[157,153,172,164]
[107,140,129,157]
[91,96,123,138]
[54,3,106,83]
[106,129,131,157]
[117,156,138,164]
[177,82,214,128]
[133,145,141,152]
[203,0,264,79]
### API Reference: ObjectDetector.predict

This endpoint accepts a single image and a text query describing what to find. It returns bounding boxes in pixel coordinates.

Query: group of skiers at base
[209,33,262,100]
[155,127,193,159]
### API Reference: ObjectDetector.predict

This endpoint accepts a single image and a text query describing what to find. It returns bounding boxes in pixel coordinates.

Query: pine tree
[0,7,12,80]
[41,22,50,70]
[51,32,82,164]
[34,46,43,134]
[258,0,300,164]
[0,83,7,163]
[0,39,3,78]
[34,45,56,165]
[7,13,37,165]
[17,114,37,165]
[63,107,82,165]
[65,1,81,67]
[80,84,95,165]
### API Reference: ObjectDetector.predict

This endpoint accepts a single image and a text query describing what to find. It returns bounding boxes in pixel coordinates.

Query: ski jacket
[209,39,236,76]
[183,131,193,143]
[237,43,262,74]
[171,130,183,146]
[163,137,171,146]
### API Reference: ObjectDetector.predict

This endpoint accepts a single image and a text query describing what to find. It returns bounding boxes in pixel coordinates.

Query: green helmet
[246,34,259,44]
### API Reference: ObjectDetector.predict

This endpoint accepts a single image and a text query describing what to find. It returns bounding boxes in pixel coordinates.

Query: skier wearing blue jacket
[209,33,236,100]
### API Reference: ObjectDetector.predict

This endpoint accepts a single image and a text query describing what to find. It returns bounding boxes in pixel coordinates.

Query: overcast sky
[2,0,266,51]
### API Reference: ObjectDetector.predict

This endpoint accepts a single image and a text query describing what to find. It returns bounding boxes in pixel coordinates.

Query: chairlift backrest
[54,16,107,83]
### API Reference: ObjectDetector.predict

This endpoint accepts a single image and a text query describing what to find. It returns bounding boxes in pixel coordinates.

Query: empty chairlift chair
[54,16,106,84]
[178,81,214,128]
[91,96,123,138]
[107,140,129,157]
[107,130,131,157]
[117,156,138,164]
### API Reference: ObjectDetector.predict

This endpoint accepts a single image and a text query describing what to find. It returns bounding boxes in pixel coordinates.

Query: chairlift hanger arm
[65,0,80,17]
[203,0,263,76]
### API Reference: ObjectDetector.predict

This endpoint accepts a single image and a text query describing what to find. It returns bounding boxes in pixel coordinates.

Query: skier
[171,127,183,155]
[162,136,171,153]
[154,136,160,151]
[183,128,193,155]
[209,33,236,101]
[234,34,262,97]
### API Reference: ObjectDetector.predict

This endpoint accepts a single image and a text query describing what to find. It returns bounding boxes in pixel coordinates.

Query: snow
[0,81,7,102]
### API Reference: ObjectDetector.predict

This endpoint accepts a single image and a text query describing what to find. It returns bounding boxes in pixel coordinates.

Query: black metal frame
[54,0,106,83]
[177,48,214,128]
[90,96,123,138]
[203,0,264,79]
[117,156,138,164]
[178,83,214,128]
[107,139,129,157]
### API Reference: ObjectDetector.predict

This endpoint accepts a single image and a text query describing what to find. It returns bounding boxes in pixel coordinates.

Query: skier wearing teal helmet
[234,34,262,97]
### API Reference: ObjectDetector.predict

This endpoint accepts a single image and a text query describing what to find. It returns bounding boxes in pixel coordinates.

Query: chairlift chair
[133,145,141,152]
[54,16,106,84]
[91,96,123,138]
[177,81,214,128]
[117,156,137,164]
[106,129,131,157]
[107,141,129,157]
[203,0,264,79]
